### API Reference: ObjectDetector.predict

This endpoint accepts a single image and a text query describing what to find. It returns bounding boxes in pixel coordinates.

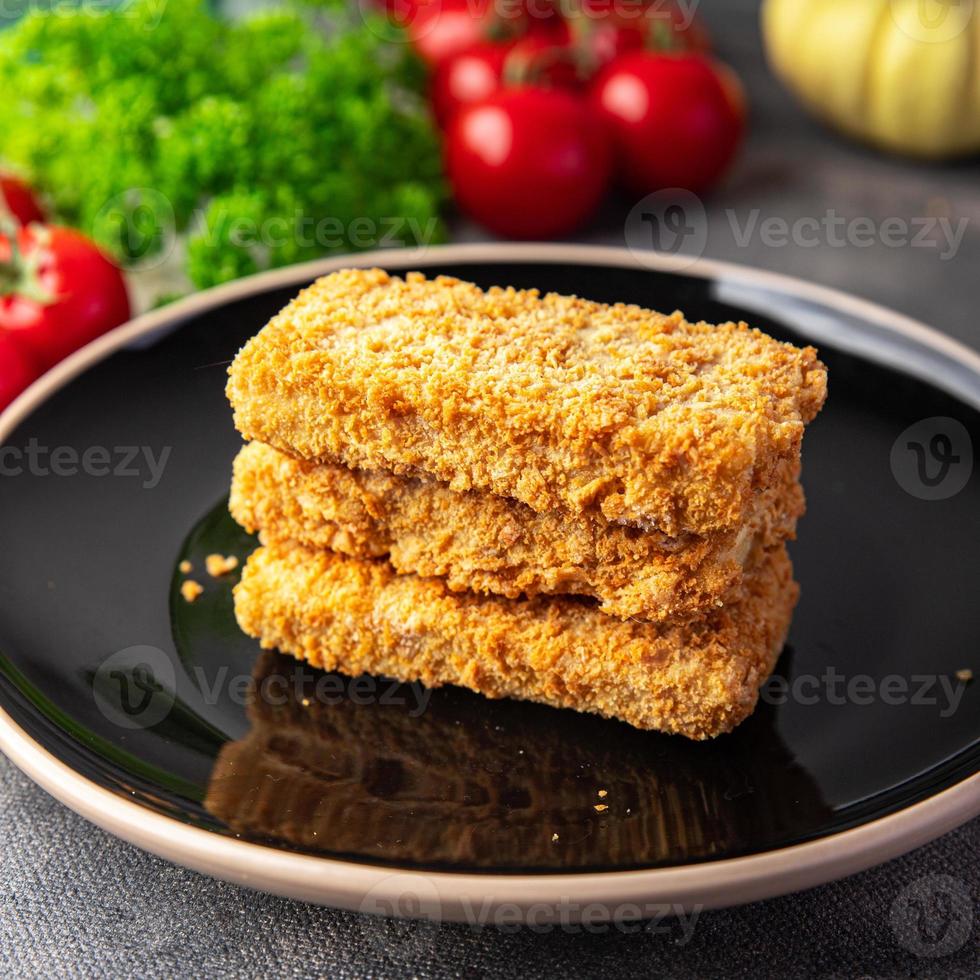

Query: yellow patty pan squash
[762,0,980,158]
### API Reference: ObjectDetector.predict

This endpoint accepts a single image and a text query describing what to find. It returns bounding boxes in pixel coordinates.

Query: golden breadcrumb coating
[230,440,804,621]
[227,268,826,536]
[233,542,798,739]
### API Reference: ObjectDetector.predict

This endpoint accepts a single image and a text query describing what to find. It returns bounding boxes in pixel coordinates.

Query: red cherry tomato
[0,226,131,370]
[0,331,39,412]
[590,53,744,194]
[572,0,711,75]
[432,33,578,127]
[409,0,508,66]
[0,174,46,226]
[432,42,513,128]
[508,29,579,89]
[519,0,568,41]
[642,0,711,52]
[447,87,611,238]
[408,0,567,66]
[582,21,646,69]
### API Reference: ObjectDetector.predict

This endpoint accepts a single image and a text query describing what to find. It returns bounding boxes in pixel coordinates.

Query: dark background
[1,1,978,976]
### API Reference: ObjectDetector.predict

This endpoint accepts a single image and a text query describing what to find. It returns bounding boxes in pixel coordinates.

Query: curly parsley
[0,0,446,294]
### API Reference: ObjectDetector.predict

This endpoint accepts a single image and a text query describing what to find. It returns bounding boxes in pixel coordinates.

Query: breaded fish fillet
[227,269,827,537]
[230,440,804,622]
[233,542,798,739]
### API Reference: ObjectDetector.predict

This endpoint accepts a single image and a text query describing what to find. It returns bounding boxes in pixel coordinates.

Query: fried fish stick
[227,269,827,537]
[233,542,798,740]
[230,440,804,622]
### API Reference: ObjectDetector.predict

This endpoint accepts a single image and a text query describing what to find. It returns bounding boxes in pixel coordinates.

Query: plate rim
[1,241,978,918]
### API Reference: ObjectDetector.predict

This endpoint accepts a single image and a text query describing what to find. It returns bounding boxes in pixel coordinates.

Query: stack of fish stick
[227,268,827,739]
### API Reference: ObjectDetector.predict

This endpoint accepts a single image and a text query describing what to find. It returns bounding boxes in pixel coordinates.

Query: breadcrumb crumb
[593,804,609,813]
[181,580,204,603]
[206,553,240,578]
[179,560,193,574]
[955,668,973,683]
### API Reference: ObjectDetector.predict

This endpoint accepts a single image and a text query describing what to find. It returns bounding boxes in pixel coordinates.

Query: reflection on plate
[205,645,830,872]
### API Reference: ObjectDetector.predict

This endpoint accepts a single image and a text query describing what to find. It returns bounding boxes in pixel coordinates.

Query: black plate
[0,250,977,876]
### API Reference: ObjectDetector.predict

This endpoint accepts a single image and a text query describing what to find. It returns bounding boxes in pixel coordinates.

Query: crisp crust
[230,440,804,621]
[226,268,827,536]
[233,542,798,739]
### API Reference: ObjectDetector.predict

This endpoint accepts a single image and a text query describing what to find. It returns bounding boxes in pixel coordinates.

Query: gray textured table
[2,1,978,976]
